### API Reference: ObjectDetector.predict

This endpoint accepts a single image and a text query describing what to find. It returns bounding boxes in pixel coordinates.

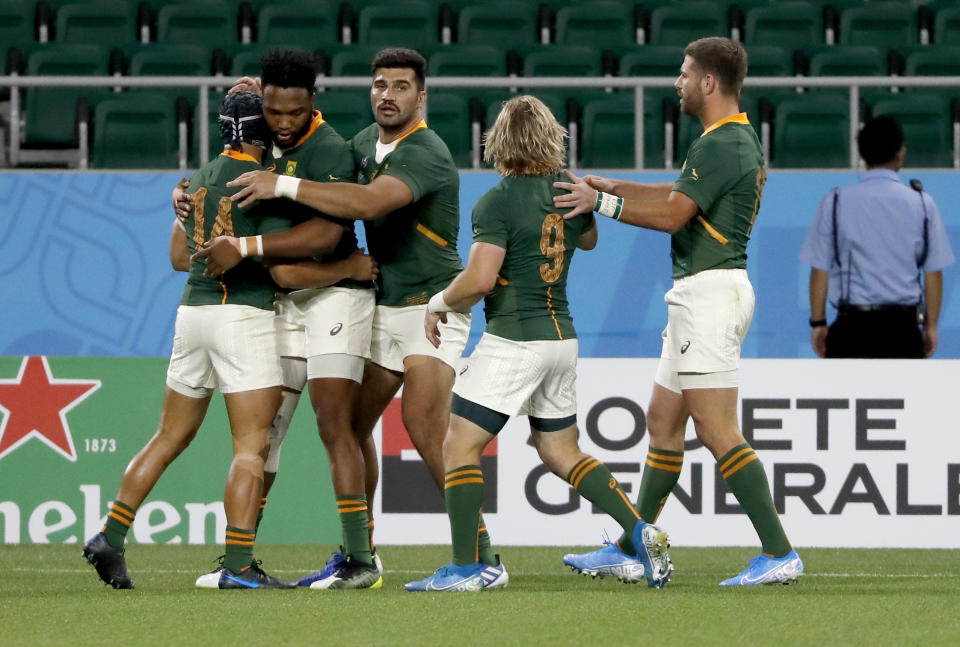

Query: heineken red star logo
[0,356,100,462]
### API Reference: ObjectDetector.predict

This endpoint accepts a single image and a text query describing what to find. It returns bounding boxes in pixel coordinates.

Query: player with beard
[554,37,803,587]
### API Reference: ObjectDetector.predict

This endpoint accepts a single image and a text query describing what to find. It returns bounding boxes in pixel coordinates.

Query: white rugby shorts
[655,268,754,392]
[453,333,578,420]
[166,304,281,396]
[370,304,470,373]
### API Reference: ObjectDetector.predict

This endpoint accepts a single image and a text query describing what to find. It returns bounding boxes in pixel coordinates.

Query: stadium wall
[2,170,959,359]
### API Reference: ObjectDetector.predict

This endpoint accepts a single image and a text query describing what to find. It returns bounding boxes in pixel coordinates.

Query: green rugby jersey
[181,151,276,310]
[472,173,594,342]
[352,121,462,306]
[670,113,765,279]
[259,111,368,289]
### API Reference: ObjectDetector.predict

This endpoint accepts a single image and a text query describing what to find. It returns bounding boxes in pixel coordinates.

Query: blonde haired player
[405,96,673,592]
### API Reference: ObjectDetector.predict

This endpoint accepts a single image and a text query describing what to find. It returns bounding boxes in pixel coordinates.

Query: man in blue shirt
[800,116,954,358]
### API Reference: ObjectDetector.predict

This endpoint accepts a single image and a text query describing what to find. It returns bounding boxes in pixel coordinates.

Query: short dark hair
[684,37,748,96]
[260,48,321,94]
[857,115,904,166]
[371,47,427,91]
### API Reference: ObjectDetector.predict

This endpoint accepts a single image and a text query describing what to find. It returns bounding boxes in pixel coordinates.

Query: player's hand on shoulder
[172,177,191,222]
[347,248,378,282]
[424,310,446,349]
[191,236,242,277]
[227,170,278,208]
[553,169,598,219]
[228,76,262,96]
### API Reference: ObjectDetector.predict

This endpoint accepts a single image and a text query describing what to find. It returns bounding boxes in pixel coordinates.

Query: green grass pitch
[2,544,959,646]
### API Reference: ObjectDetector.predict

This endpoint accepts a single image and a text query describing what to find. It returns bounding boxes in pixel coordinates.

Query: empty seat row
[3,0,960,50]
[18,89,958,171]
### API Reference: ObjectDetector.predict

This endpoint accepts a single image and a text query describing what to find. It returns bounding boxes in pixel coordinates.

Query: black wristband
[809,318,827,328]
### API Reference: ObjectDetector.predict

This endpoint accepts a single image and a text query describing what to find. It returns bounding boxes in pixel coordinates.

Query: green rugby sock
[255,496,267,534]
[567,456,641,536]
[618,446,684,556]
[445,466,484,567]
[224,526,255,573]
[102,500,136,548]
[477,515,496,566]
[719,443,792,558]
[337,495,373,564]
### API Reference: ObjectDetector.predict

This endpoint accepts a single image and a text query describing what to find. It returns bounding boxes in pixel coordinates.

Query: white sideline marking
[10,567,960,579]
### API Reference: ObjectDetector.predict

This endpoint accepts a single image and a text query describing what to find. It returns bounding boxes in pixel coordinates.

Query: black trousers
[825,307,924,359]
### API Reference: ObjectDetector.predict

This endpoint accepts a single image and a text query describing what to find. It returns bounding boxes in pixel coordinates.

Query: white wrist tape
[238,235,263,258]
[595,191,624,220]
[427,290,454,314]
[275,175,301,200]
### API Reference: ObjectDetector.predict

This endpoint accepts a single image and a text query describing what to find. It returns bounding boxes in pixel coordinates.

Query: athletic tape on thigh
[307,353,364,383]
[529,413,577,432]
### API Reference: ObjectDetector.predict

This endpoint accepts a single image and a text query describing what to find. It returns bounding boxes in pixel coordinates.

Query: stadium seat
[192,88,228,167]
[739,45,798,138]
[904,45,960,77]
[807,45,890,102]
[256,2,337,48]
[580,96,638,168]
[871,94,952,168]
[456,2,540,47]
[231,45,328,79]
[935,7,960,44]
[555,2,634,47]
[618,45,684,78]
[649,2,727,46]
[357,1,437,49]
[424,91,477,168]
[839,2,917,48]
[92,93,181,169]
[54,1,140,44]
[315,90,373,140]
[327,45,382,93]
[0,0,33,49]
[23,44,109,146]
[523,45,602,78]
[428,45,506,77]
[157,1,238,53]
[773,95,850,168]
[126,44,220,110]
[618,46,684,167]
[744,2,824,49]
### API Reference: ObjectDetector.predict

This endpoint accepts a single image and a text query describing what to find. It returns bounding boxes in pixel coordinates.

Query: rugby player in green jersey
[193,50,384,590]
[405,96,673,592]
[213,48,501,578]
[83,91,294,590]
[554,37,802,587]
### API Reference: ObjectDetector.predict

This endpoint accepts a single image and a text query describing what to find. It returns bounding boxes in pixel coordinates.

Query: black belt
[837,304,918,314]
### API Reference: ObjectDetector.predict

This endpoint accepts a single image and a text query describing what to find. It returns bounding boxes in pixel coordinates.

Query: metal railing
[2,75,959,170]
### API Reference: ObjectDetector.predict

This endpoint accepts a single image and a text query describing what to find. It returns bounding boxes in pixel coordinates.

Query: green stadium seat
[618,46,683,167]
[357,1,437,49]
[192,88,228,167]
[256,2,337,48]
[157,1,237,52]
[126,44,220,111]
[744,2,824,48]
[424,91,475,168]
[92,93,180,169]
[739,45,798,135]
[55,1,138,44]
[315,90,373,140]
[0,0,33,48]
[428,45,506,77]
[230,45,327,79]
[649,2,726,46]
[619,45,684,77]
[839,2,917,48]
[904,45,960,76]
[329,45,383,79]
[807,45,889,102]
[580,96,637,168]
[935,7,960,45]
[773,95,850,168]
[871,94,952,168]
[23,44,109,145]
[523,45,601,78]
[555,2,634,47]
[456,3,540,47]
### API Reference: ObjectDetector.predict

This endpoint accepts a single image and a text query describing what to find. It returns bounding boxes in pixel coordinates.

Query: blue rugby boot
[562,541,645,583]
[719,550,804,586]
[195,559,295,589]
[297,549,384,587]
[630,521,674,589]
[404,562,486,592]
